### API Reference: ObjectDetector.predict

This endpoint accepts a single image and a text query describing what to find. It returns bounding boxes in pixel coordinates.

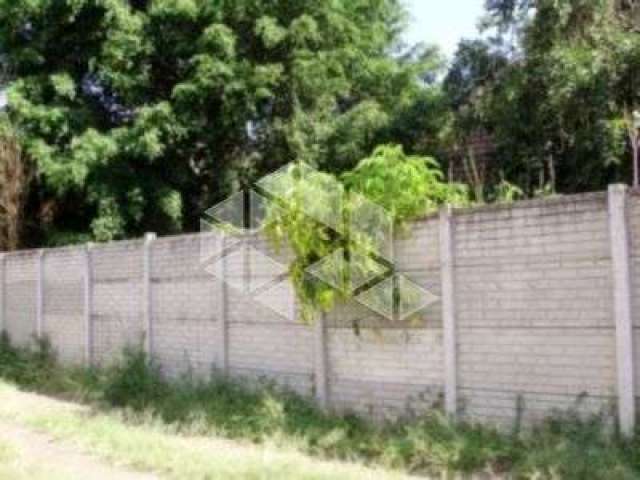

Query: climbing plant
[264,145,469,322]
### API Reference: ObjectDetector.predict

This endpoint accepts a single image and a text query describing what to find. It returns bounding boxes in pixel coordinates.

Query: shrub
[515,412,637,480]
[380,412,516,474]
[100,346,168,411]
[0,331,58,388]
[264,145,469,322]
[0,331,21,380]
[0,335,639,478]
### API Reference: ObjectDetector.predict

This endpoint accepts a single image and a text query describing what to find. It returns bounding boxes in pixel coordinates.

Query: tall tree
[479,0,640,193]
[0,121,32,250]
[0,0,430,244]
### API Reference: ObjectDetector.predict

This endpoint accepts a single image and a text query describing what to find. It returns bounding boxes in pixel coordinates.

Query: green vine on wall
[263,144,469,323]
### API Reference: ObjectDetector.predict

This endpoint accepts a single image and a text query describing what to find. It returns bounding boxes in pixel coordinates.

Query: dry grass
[0,381,416,480]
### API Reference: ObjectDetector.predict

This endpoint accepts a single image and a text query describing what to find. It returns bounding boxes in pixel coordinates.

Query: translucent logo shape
[198,219,240,265]
[257,162,346,234]
[354,274,439,321]
[198,161,439,324]
[305,248,389,294]
[255,162,314,200]
[253,279,297,322]
[203,189,270,235]
[204,244,288,295]
[349,193,393,261]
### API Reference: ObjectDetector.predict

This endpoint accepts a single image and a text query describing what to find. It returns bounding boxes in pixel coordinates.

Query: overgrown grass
[0,383,413,480]
[0,333,59,388]
[1,332,639,479]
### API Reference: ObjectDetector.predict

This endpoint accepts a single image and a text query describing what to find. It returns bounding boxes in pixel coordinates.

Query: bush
[0,334,639,478]
[0,331,58,388]
[515,413,637,480]
[100,346,168,411]
[264,145,470,322]
[380,412,516,474]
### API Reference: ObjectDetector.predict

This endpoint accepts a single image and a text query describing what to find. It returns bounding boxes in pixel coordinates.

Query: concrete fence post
[440,204,457,418]
[143,233,156,356]
[314,312,329,408]
[218,235,229,374]
[0,254,5,333]
[84,243,94,366]
[36,249,44,339]
[608,184,636,436]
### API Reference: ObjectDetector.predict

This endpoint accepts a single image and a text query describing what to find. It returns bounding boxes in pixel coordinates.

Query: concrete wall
[0,188,637,430]
[454,193,617,426]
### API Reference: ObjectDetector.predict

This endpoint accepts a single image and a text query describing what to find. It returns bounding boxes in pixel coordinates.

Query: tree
[0,0,432,245]
[264,144,468,321]
[443,0,640,194]
[442,39,509,201]
[0,121,32,250]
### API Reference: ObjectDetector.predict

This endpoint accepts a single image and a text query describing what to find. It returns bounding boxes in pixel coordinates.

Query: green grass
[0,383,414,480]
[1,332,640,479]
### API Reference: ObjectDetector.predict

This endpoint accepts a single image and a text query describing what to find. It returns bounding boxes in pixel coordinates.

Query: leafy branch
[263,145,469,322]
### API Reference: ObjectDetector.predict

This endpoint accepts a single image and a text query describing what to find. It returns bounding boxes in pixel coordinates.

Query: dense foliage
[2,1,640,248]
[443,0,640,196]
[264,145,468,321]
[0,0,441,245]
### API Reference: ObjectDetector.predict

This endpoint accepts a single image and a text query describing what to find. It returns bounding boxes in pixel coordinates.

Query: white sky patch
[403,0,485,59]
[0,89,7,110]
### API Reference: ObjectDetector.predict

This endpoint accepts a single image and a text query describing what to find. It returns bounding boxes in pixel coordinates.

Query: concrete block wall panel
[459,389,616,427]
[454,193,616,427]
[626,193,640,401]
[4,251,38,346]
[0,190,634,429]
[151,316,221,378]
[221,233,314,396]
[325,219,444,419]
[91,239,145,365]
[325,217,443,332]
[150,235,222,378]
[228,323,314,396]
[226,285,314,396]
[327,328,444,420]
[394,217,442,327]
[43,247,85,364]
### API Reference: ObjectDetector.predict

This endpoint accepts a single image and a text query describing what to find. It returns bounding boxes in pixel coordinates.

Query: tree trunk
[0,131,31,250]
[463,147,484,204]
[633,140,639,189]
[547,153,557,193]
[623,106,639,188]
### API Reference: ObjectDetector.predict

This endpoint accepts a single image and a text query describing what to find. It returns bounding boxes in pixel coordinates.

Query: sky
[403,0,486,59]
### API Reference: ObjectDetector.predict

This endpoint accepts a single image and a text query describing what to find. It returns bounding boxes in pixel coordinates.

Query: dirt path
[0,420,158,480]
